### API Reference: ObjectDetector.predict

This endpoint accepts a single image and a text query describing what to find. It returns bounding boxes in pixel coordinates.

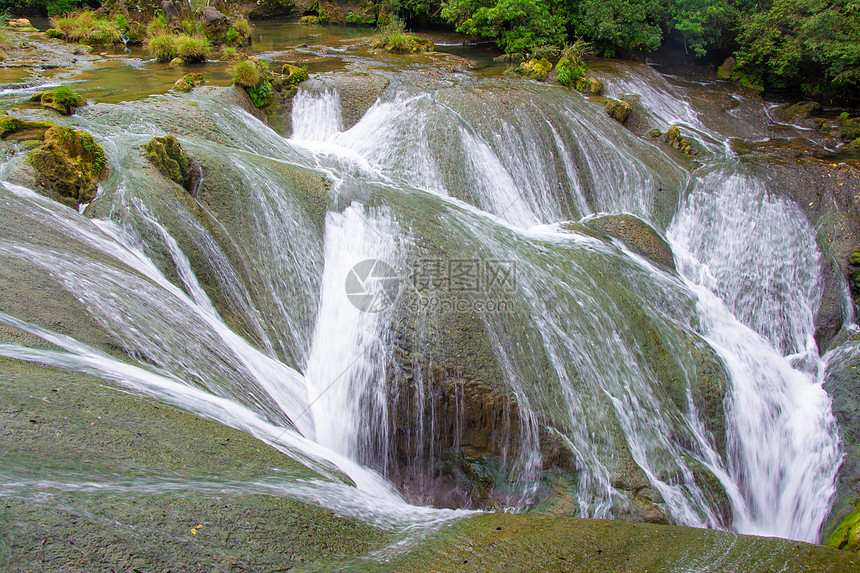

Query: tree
[733,0,860,97]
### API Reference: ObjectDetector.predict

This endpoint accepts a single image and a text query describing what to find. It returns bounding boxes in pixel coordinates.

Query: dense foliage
[418,0,860,98]
[1,0,857,98]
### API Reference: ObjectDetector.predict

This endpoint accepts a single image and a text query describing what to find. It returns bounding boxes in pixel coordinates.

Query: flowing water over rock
[0,49,846,552]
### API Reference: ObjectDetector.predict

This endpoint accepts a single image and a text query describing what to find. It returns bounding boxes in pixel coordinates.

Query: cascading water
[0,54,845,548]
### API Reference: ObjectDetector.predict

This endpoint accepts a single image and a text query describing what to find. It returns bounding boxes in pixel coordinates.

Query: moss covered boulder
[604,98,633,124]
[145,135,192,189]
[575,76,603,95]
[27,126,107,208]
[172,72,204,92]
[828,502,860,553]
[664,125,699,155]
[777,100,822,122]
[281,63,309,85]
[29,87,84,116]
[0,116,54,141]
[516,58,552,81]
[583,214,676,271]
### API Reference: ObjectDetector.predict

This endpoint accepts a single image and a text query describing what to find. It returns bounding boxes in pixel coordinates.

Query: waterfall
[669,169,840,541]
[305,204,402,465]
[0,62,844,546]
[291,87,344,141]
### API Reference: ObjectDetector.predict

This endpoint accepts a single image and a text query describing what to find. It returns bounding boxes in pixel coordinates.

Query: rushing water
[0,36,844,546]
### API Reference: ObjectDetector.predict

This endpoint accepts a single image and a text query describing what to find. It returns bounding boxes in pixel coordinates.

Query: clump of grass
[220,46,238,60]
[52,85,83,110]
[230,58,263,87]
[175,34,208,63]
[232,15,251,37]
[145,32,208,64]
[145,33,178,63]
[49,10,125,44]
[374,16,433,54]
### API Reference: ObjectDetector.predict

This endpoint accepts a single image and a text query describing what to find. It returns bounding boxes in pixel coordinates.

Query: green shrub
[531,44,560,60]
[224,27,239,44]
[175,34,208,63]
[146,14,168,38]
[46,0,83,16]
[230,58,263,87]
[556,57,586,88]
[145,33,177,62]
[232,15,251,37]
[246,80,273,108]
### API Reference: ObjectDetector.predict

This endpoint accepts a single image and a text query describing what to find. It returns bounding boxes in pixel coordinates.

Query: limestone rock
[604,98,632,124]
[575,76,603,95]
[200,6,229,33]
[516,58,552,81]
[145,135,192,189]
[27,126,107,208]
[663,125,698,155]
[584,214,676,271]
[173,73,204,92]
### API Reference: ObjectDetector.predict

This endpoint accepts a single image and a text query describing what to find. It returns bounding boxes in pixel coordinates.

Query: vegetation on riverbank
[2,0,855,100]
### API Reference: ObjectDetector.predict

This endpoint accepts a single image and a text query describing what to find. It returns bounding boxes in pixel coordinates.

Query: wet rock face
[584,214,676,271]
[386,360,533,509]
[777,101,822,122]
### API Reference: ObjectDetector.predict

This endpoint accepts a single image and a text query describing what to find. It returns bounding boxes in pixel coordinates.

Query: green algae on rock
[27,126,107,208]
[515,58,553,81]
[172,72,205,92]
[0,117,54,141]
[604,98,632,124]
[29,86,84,116]
[145,135,192,189]
[828,502,860,553]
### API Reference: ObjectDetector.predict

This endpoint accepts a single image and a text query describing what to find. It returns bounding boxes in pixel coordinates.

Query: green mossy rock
[849,137,860,150]
[145,135,192,188]
[777,100,822,122]
[27,126,107,208]
[717,56,736,79]
[827,502,860,552]
[30,89,83,116]
[168,57,185,66]
[299,15,320,24]
[663,125,698,155]
[0,116,54,140]
[575,76,603,95]
[172,72,204,92]
[604,98,633,124]
[281,63,309,85]
[517,58,553,81]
